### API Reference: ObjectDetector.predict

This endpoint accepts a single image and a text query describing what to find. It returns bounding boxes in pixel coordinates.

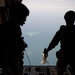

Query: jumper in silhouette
[44,10,75,75]
[0,3,29,75]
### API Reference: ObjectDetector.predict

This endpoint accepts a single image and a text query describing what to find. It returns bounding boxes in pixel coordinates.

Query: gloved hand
[43,48,48,58]
[40,48,49,64]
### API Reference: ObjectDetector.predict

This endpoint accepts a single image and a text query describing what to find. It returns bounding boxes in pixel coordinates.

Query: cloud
[25,31,39,36]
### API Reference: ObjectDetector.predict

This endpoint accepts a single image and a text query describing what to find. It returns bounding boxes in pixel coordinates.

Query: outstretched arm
[46,30,61,52]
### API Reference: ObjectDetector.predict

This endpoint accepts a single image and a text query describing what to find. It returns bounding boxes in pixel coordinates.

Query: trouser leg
[56,59,67,75]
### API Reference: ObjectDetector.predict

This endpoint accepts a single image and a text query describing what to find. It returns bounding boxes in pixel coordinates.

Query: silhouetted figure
[8,3,29,75]
[44,10,75,75]
[0,3,29,75]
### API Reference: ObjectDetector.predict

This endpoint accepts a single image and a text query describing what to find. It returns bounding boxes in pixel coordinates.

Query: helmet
[64,10,75,21]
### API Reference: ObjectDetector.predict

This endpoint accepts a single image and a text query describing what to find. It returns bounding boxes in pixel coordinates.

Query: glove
[43,48,48,57]
[40,48,49,64]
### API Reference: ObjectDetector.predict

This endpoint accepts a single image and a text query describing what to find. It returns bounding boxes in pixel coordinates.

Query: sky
[21,0,75,66]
